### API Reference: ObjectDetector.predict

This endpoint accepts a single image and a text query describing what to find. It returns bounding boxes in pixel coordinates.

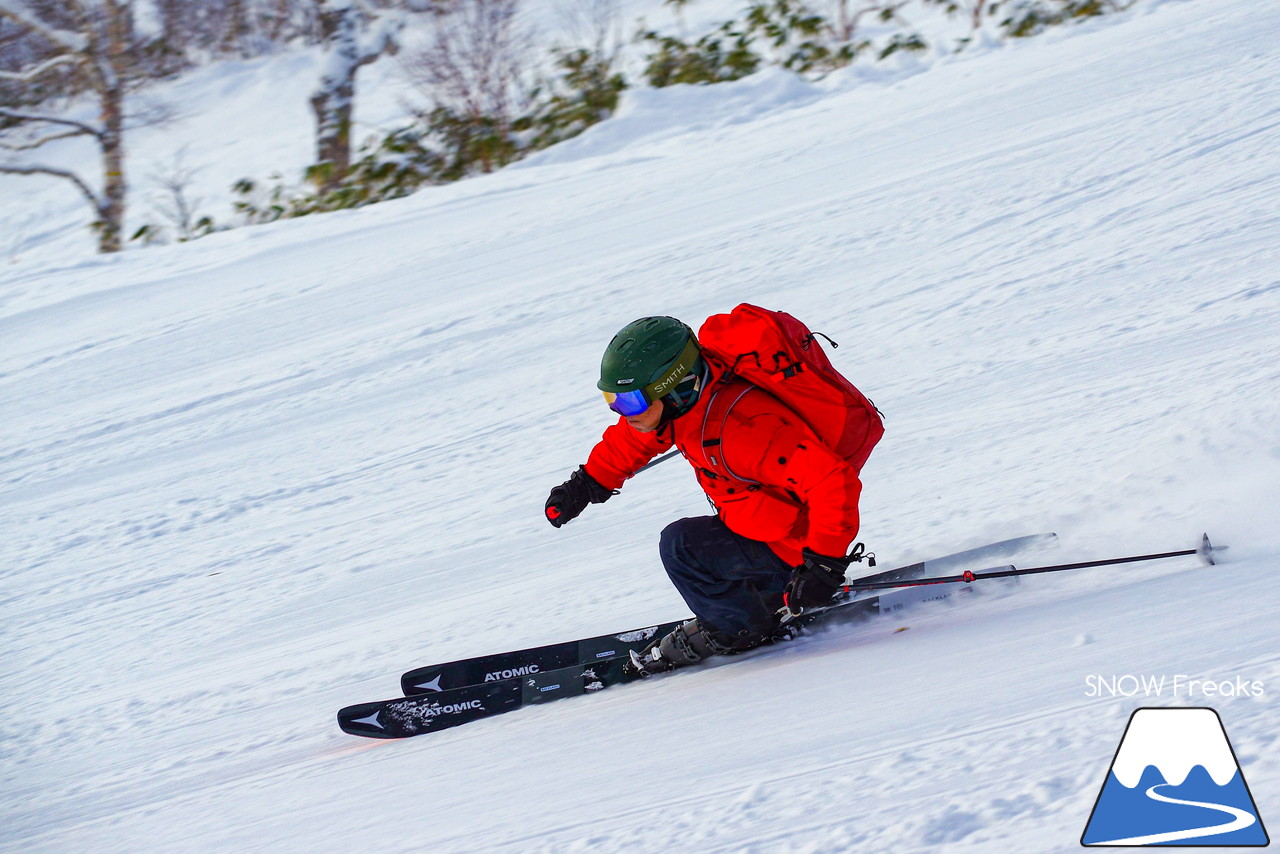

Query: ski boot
[626,618,734,677]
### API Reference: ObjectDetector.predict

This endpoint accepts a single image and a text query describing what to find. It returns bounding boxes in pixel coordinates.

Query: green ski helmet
[599,316,708,418]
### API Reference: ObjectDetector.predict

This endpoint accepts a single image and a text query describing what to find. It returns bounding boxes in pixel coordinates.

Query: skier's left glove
[781,549,850,618]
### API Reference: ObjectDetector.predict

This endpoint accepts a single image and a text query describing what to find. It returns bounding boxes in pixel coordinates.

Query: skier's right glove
[781,549,849,618]
[545,466,613,528]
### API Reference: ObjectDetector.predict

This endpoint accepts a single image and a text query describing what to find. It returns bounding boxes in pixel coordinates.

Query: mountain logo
[411,674,443,693]
[350,710,382,729]
[1081,707,1269,847]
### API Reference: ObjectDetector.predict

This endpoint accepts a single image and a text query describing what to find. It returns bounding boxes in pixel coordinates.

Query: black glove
[782,549,850,617]
[545,466,613,528]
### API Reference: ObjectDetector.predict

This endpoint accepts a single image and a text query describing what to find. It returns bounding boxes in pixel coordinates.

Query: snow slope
[2,0,1279,851]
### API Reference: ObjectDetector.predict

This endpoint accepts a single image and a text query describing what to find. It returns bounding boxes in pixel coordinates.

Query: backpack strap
[697,380,761,486]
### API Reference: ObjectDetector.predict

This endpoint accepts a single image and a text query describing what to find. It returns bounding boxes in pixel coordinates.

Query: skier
[545,312,880,676]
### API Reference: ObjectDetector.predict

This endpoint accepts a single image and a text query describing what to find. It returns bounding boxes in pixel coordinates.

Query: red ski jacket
[584,372,865,566]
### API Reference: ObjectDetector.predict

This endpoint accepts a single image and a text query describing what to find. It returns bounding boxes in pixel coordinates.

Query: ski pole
[637,449,681,473]
[840,534,1221,594]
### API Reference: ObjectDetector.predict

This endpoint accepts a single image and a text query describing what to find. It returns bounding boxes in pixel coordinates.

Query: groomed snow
[2,0,1278,851]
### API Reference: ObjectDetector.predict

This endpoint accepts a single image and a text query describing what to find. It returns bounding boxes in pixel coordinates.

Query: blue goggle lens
[602,388,651,416]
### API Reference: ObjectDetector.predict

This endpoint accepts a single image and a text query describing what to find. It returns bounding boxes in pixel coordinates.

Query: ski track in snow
[2,0,1279,850]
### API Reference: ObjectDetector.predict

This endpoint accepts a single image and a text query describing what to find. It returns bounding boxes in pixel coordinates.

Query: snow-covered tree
[309,0,400,193]
[0,0,134,253]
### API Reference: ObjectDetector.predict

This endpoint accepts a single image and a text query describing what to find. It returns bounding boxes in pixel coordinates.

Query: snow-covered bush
[35,0,1147,249]
[996,0,1134,38]
[228,33,628,222]
[640,22,762,87]
[525,46,627,150]
[640,0,931,85]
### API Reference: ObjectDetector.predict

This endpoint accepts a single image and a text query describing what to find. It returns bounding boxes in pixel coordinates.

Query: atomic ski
[337,572,1014,739]
[396,531,1056,696]
[339,657,635,739]
[338,533,1055,739]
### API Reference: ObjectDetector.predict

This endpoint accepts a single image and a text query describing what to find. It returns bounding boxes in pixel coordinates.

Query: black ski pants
[659,515,793,644]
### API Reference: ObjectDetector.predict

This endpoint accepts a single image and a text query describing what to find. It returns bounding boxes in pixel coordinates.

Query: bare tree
[827,0,907,43]
[309,0,401,193]
[149,145,207,241]
[402,0,534,173]
[141,0,323,69]
[0,0,132,253]
[555,0,621,63]
[964,0,989,33]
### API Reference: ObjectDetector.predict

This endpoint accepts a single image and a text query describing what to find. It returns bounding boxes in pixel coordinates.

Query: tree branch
[0,107,102,138]
[0,0,90,52]
[61,0,121,94]
[357,10,404,66]
[0,127,93,150]
[0,52,83,82]
[0,163,103,210]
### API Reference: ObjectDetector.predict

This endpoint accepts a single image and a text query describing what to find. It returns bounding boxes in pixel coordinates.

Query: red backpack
[697,304,884,479]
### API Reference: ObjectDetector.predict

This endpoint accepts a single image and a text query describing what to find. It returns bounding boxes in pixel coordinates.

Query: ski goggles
[602,387,655,417]
[601,339,701,417]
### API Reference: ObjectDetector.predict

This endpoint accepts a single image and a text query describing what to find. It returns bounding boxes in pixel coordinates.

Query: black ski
[339,658,634,739]
[336,570,1015,739]
[338,533,1057,739]
[396,531,1056,696]
[398,618,683,696]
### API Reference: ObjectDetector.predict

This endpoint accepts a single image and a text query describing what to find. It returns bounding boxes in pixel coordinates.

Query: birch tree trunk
[310,0,399,194]
[0,0,133,253]
[97,0,129,253]
[310,1,357,193]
